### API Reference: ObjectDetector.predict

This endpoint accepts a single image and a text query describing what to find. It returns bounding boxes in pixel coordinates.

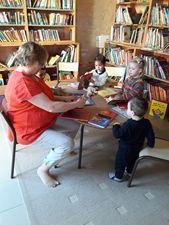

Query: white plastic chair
[128,138,169,187]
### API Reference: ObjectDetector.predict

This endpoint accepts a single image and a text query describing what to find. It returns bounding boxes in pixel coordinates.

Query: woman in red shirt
[5,42,84,187]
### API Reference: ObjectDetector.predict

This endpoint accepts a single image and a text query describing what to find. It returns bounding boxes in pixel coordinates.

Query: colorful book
[88,111,117,128]
[111,103,129,118]
[98,88,117,97]
[60,108,91,122]
[83,95,94,106]
[149,100,168,119]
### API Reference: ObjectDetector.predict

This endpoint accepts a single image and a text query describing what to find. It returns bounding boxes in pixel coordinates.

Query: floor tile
[0,204,31,225]
[0,179,24,213]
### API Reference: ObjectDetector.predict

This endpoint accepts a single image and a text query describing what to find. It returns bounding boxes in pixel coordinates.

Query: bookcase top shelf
[117,2,150,6]
[27,8,74,12]
[0,7,23,10]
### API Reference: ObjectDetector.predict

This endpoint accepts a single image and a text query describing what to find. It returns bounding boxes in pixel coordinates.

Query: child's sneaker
[124,169,131,177]
[108,172,122,182]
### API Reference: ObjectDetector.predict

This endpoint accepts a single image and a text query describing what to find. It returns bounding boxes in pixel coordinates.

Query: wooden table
[77,94,125,169]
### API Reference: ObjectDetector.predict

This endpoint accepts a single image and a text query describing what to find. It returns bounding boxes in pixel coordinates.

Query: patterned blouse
[122,76,144,100]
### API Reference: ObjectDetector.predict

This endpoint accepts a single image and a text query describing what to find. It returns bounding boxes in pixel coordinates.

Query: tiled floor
[0,118,31,225]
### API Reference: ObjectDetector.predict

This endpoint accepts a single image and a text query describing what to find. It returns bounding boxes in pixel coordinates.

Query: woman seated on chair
[5,42,84,188]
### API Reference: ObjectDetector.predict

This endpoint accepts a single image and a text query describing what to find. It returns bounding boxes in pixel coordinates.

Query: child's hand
[87,86,98,97]
[111,94,122,100]
[113,122,120,126]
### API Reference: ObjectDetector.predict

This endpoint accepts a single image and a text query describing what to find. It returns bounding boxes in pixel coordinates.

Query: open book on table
[59,108,91,122]
[88,111,117,128]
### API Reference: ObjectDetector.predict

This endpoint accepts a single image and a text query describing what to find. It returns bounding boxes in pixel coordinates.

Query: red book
[60,108,91,122]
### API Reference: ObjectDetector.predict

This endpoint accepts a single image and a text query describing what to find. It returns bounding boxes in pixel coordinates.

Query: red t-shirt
[5,71,59,145]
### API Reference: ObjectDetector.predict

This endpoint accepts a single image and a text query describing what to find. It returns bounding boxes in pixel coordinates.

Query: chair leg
[127,156,144,187]
[11,141,16,179]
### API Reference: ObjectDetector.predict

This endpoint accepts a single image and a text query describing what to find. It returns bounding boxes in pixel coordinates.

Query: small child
[78,54,108,95]
[109,97,155,182]
[109,57,145,102]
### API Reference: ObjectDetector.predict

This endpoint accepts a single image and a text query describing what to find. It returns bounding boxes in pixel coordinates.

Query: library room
[0,0,169,225]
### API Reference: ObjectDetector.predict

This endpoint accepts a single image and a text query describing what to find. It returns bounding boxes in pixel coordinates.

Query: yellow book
[98,88,117,97]
[149,100,168,119]
[48,55,60,66]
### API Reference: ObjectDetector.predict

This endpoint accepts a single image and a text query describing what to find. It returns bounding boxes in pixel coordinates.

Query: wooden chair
[0,97,17,178]
[105,66,127,85]
[128,138,169,187]
[57,62,79,84]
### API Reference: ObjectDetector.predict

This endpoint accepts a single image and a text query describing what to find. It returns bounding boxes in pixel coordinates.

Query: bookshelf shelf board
[148,25,169,29]
[0,7,23,10]
[28,25,74,28]
[144,75,169,85]
[110,41,139,48]
[154,51,169,58]
[39,40,78,46]
[0,24,25,27]
[27,7,74,12]
[0,42,27,47]
[117,2,149,6]
[113,23,146,28]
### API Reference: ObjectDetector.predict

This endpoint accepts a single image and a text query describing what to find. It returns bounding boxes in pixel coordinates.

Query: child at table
[78,54,108,95]
[109,97,155,182]
[107,57,145,102]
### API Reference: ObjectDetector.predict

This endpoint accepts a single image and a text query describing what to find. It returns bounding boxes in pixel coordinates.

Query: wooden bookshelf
[105,0,169,103]
[0,0,80,85]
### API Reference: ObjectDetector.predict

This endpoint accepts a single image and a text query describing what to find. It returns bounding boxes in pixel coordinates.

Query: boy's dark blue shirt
[113,118,155,150]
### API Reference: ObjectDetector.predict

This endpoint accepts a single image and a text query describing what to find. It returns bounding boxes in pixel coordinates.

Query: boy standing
[109,97,155,182]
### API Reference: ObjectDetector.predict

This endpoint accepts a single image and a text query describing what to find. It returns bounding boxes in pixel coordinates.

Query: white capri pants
[31,118,80,167]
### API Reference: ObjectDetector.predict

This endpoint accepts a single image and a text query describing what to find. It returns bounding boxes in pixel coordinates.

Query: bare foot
[37,167,60,188]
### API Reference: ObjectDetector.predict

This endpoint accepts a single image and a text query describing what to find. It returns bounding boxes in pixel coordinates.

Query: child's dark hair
[95,54,106,65]
[14,42,48,66]
[129,97,148,117]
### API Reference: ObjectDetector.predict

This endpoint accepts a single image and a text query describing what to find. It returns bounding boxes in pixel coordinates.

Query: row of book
[30,29,60,42]
[0,29,27,42]
[115,6,133,24]
[143,56,169,80]
[150,4,169,26]
[0,0,22,7]
[144,28,168,49]
[115,6,148,25]
[47,44,76,66]
[111,26,169,49]
[148,83,169,103]
[0,11,24,24]
[27,11,73,26]
[105,44,133,66]
[27,0,74,10]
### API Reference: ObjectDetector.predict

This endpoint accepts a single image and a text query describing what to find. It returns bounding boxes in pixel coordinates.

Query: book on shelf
[30,29,60,42]
[0,62,7,69]
[0,74,4,86]
[88,111,117,128]
[149,100,168,120]
[48,55,60,66]
[5,53,16,67]
[60,108,91,122]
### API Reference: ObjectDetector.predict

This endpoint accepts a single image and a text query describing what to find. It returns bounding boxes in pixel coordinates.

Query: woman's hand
[62,95,77,102]
[75,97,85,108]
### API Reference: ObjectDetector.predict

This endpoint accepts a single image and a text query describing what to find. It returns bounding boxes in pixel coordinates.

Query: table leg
[78,124,84,169]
